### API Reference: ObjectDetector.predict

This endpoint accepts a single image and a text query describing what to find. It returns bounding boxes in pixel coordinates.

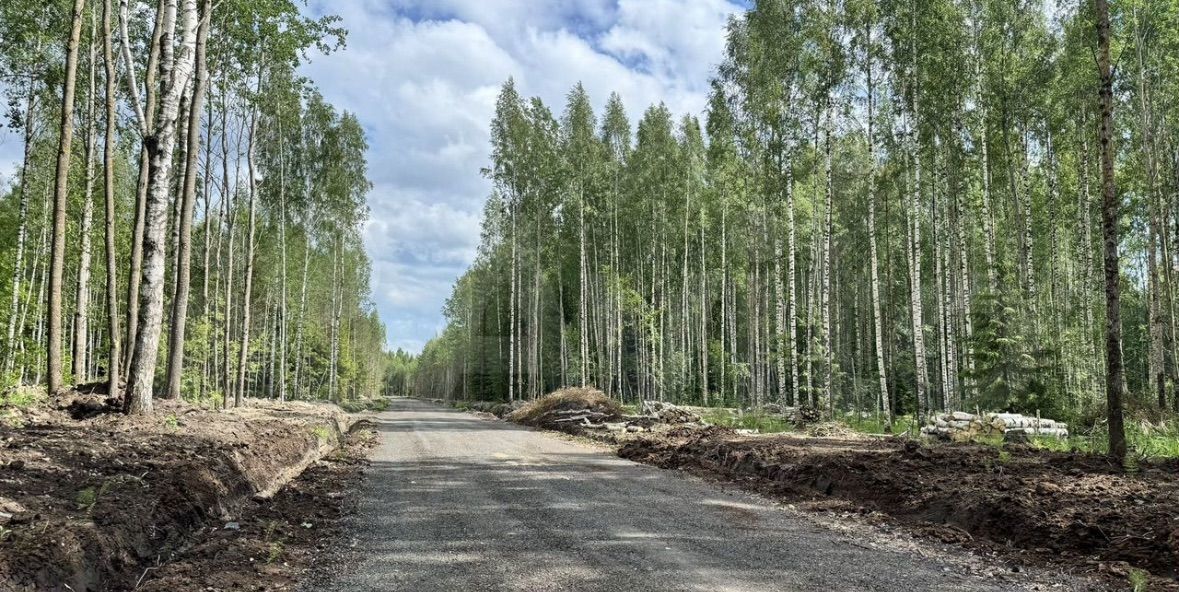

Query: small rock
[224,521,240,530]
[1035,482,1061,495]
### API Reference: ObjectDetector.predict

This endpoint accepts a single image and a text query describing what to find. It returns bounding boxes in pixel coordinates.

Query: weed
[1128,567,1149,592]
[75,480,116,511]
[75,487,98,510]
[844,414,918,436]
[311,425,331,442]
[702,409,794,433]
[267,541,284,564]
[0,409,26,429]
[163,414,180,430]
[1,387,44,410]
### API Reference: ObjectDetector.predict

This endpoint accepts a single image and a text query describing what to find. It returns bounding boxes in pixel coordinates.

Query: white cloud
[306,0,745,352]
[0,1,743,353]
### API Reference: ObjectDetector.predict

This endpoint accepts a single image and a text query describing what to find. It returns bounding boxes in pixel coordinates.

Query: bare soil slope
[0,392,354,591]
[619,428,1179,587]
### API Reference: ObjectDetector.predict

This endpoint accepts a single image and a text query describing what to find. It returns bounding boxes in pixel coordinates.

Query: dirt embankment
[619,428,1179,588]
[0,392,360,591]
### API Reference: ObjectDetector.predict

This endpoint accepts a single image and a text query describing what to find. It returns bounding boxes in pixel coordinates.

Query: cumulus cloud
[296,0,745,352]
[0,0,741,355]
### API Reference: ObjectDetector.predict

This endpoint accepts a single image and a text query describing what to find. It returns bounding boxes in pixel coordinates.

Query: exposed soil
[136,423,378,591]
[0,391,357,591]
[618,427,1179,589]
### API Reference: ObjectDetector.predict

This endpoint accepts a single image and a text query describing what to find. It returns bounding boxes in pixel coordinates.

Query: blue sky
[0,0,747,354]
[300,0,747,353]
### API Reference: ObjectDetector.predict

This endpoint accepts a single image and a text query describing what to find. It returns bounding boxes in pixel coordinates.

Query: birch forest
[415,0,1179,454]
[0,0,388,411]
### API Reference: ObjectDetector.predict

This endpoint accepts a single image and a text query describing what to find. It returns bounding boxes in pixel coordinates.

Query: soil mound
[619,431,1179,587]
[0,397,354,591]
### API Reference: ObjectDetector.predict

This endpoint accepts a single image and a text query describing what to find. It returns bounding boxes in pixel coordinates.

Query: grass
[1128,567,1149,592]
[843,413,919,436]
[75,487,98,510]
[701,408,794,433]
[338,398,390,413]
[75,480,116,512]
[1,387,45,410]
[310,425,331,443]
[955,416,1179,460]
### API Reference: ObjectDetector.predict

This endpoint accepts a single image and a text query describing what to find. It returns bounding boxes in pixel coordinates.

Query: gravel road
[317,398,1100,591]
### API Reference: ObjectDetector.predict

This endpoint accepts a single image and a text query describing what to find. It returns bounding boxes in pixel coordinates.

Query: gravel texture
[316,398,1103,592]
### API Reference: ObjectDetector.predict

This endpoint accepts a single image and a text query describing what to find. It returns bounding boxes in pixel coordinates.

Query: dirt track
[313,398,1105,591]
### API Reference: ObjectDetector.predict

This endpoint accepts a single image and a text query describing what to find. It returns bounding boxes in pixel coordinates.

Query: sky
[299,0,749,354]
[0,0,748,355]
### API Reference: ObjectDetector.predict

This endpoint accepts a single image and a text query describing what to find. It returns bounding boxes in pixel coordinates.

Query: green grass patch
[843,414,918,436]
[338,398,390,413]
[1,387,45,410]
[1128,567,1149,592]
[702,408,795,433]
[310,425,332,443]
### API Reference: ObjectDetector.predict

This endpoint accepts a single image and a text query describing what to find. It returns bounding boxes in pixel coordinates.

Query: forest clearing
[3,0,1179,589]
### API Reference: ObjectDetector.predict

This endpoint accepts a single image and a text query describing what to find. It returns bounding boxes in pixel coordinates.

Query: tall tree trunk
[1096,0,1127,462]
[908,138,930,418]
[120,0,166,376]
[235,105,259,407]
[125,0,199,414]
[163,0,210,400]
[579,178,588,386]
[866,41,890,422]
[4,78,38,377]
[821,105,834,415]
[48,0,89,395]
[73,13,100,383]
[293,228,311,399]
[508,204,518,401]
[277,118,289,402]
[101,0,121,392]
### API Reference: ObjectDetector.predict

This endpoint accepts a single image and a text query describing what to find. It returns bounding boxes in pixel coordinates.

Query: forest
[0,0,390,410]
[413,0,1179,459]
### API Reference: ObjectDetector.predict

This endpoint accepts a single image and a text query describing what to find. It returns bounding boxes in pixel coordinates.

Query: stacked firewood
[641,400,702,424]
[921,411,1069,440]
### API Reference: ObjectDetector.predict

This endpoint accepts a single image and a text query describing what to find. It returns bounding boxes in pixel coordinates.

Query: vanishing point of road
[314,398,1102,592]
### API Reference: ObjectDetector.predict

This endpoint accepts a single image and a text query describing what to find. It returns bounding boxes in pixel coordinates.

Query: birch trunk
[101,0,121,391]
[235,106,260,407]
[73,14,99,383]
[126,0,199,414]
[120,0,166,376]
[163,0,210,399]
[4,80,37,377]
[866,44,890,421]
[1096,0,1127,461]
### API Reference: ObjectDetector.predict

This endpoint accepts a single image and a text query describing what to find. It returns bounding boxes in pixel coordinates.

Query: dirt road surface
[313,398,1102,591]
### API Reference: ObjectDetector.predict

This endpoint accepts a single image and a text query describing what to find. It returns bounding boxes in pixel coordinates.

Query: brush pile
[508,387,624,432]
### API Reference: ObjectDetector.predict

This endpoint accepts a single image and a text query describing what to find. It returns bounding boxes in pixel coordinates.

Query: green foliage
[1128,568,1149,592]
[703,409,795,434]
[965,292,1060,417]
[310,425,331,443]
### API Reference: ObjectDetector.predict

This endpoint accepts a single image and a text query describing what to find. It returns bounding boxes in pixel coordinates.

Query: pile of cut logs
[641,400,703,424]
[921,411,1069,441]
